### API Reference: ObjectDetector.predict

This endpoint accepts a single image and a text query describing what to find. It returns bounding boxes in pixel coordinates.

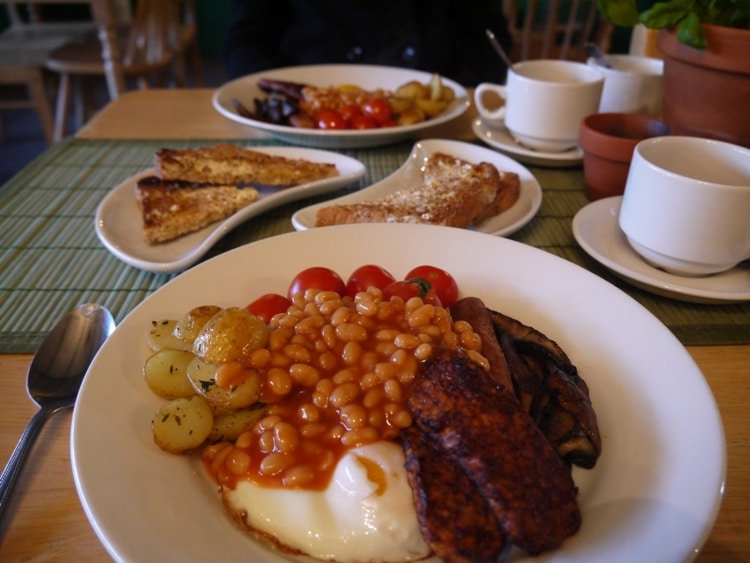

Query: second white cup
[619,136,750,277]
[475,60,604,152]
[587,54,664,117]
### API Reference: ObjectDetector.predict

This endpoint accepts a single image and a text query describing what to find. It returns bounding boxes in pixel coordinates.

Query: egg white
[223,441,430,562]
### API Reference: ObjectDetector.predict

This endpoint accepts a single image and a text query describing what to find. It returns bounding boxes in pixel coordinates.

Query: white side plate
[292,139,542,237]
[95,146,366,273]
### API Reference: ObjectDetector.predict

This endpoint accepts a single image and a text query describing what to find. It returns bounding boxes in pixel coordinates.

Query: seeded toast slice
[135,176,259,244]
[315,153,520,228]
[154,144,339,187]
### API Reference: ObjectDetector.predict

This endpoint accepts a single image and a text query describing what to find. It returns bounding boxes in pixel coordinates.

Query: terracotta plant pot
[658,24,750,148]
[578,112,670,201]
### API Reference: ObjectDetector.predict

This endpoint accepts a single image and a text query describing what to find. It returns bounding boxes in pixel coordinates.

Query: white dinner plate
[212,64,470,149]
[473,118,583,168]
[94,146,365,273]
[573,196,750,304]
[72,223,724,563]
[292,139,542,236]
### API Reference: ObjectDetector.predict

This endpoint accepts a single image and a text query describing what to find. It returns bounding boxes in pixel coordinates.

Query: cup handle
[474,83,508,123]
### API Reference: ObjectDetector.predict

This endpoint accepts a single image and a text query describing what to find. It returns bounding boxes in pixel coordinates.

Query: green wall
[195,0,230,58]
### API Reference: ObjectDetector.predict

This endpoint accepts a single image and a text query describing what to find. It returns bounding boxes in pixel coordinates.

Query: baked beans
[203,287,485,490]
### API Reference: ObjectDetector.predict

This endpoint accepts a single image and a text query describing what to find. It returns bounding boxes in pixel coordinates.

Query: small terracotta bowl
[578,112,670,200]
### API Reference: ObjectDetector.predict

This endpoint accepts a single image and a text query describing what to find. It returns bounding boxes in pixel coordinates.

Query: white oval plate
[212,64,470,149]
[473,118,583,168]
[573,196,750,304]
[94,146,365,273]
[291,139,542,237]
[72,223,724,563]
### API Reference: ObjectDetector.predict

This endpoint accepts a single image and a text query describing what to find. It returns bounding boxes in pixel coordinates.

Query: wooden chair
[0,2,97,144]
[44,0,200,140]
[502,0,613,62]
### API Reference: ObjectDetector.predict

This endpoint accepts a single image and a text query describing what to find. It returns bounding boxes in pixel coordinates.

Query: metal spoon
[0,303,115,522]
[584,42,612,68]
[485,28,514,70]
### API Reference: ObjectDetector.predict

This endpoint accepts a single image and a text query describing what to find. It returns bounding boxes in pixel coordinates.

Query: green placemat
[1,137,748,353]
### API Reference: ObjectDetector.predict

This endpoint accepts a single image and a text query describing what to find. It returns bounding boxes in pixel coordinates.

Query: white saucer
[472,118,583,168]
[572,196,750,304]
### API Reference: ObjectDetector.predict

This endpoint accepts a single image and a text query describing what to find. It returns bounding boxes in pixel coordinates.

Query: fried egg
[223,441,430,562]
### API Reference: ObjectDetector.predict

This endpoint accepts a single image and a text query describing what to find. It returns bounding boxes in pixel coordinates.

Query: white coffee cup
[587,54,664,117]
[474,60,604,152]
[619,136,750,277]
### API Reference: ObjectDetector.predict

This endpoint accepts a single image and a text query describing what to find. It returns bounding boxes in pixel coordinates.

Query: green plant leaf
[597,0,641,25]
[677,12,708,49]
[640,1,690,28]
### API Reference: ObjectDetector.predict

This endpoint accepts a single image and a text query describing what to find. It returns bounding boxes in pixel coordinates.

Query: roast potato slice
[144,349,196,399]
[416,98,449,118]
[209,405,266,442]
[173,305,222,344]
[186,357,262,410]
[152,396,213,454]
[146,319,191,352]
[192,307,269,365]
[395,80,429,100]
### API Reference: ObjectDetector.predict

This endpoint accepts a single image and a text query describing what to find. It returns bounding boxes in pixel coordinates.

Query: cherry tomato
[246,293,292,323]
[348,114,377,129]
[345,264,397,297]
[404,265,459,307]
[338,104,362,123]
[288,266,346,299]
[361,98,392,126]
[315,109,348,130]
[382,279,442,306]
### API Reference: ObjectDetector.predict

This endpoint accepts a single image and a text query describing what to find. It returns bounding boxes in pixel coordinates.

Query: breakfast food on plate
[236,73,457,130]
[142,265,600,562]
[136,177,260,244]
[135,144,339,244]
[405,350,581,559]
[154,143,339,186]
[315,152,521,228]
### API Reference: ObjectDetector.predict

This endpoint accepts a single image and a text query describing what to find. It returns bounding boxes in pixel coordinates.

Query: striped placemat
[1,138,748,353]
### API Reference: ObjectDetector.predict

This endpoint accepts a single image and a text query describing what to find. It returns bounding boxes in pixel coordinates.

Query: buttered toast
[136,143,340,244]
[154,144,339,186]
[315,153,520,228]
[136,176,259,244]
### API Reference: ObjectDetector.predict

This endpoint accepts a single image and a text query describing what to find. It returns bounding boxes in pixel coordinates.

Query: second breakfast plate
[292,139,543,236]
[72,223,724,562]
[213,64,470,149]
[94,146,365,273]
[573,196,750,304]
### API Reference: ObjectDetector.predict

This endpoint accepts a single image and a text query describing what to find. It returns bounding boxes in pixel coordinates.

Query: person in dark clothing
[223,0,513,87]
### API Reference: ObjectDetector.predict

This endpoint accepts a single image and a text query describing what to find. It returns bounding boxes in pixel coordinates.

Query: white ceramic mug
[619,136,750,277]
[474,60,604,152]
[586,54,664,117]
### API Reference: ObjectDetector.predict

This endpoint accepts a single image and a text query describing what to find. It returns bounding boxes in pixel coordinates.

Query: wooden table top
[2,88,748,562]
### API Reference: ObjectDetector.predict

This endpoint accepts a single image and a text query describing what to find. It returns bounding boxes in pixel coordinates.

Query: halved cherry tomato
[288,266,346,299]
[405,265,459,307]
[345,264,397,297]
[246,293,292,324]
[361,98,393,126]
[315,109,348,130]
[348,114,377,129]
[338,104,361,123]
[382,278,442,306]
